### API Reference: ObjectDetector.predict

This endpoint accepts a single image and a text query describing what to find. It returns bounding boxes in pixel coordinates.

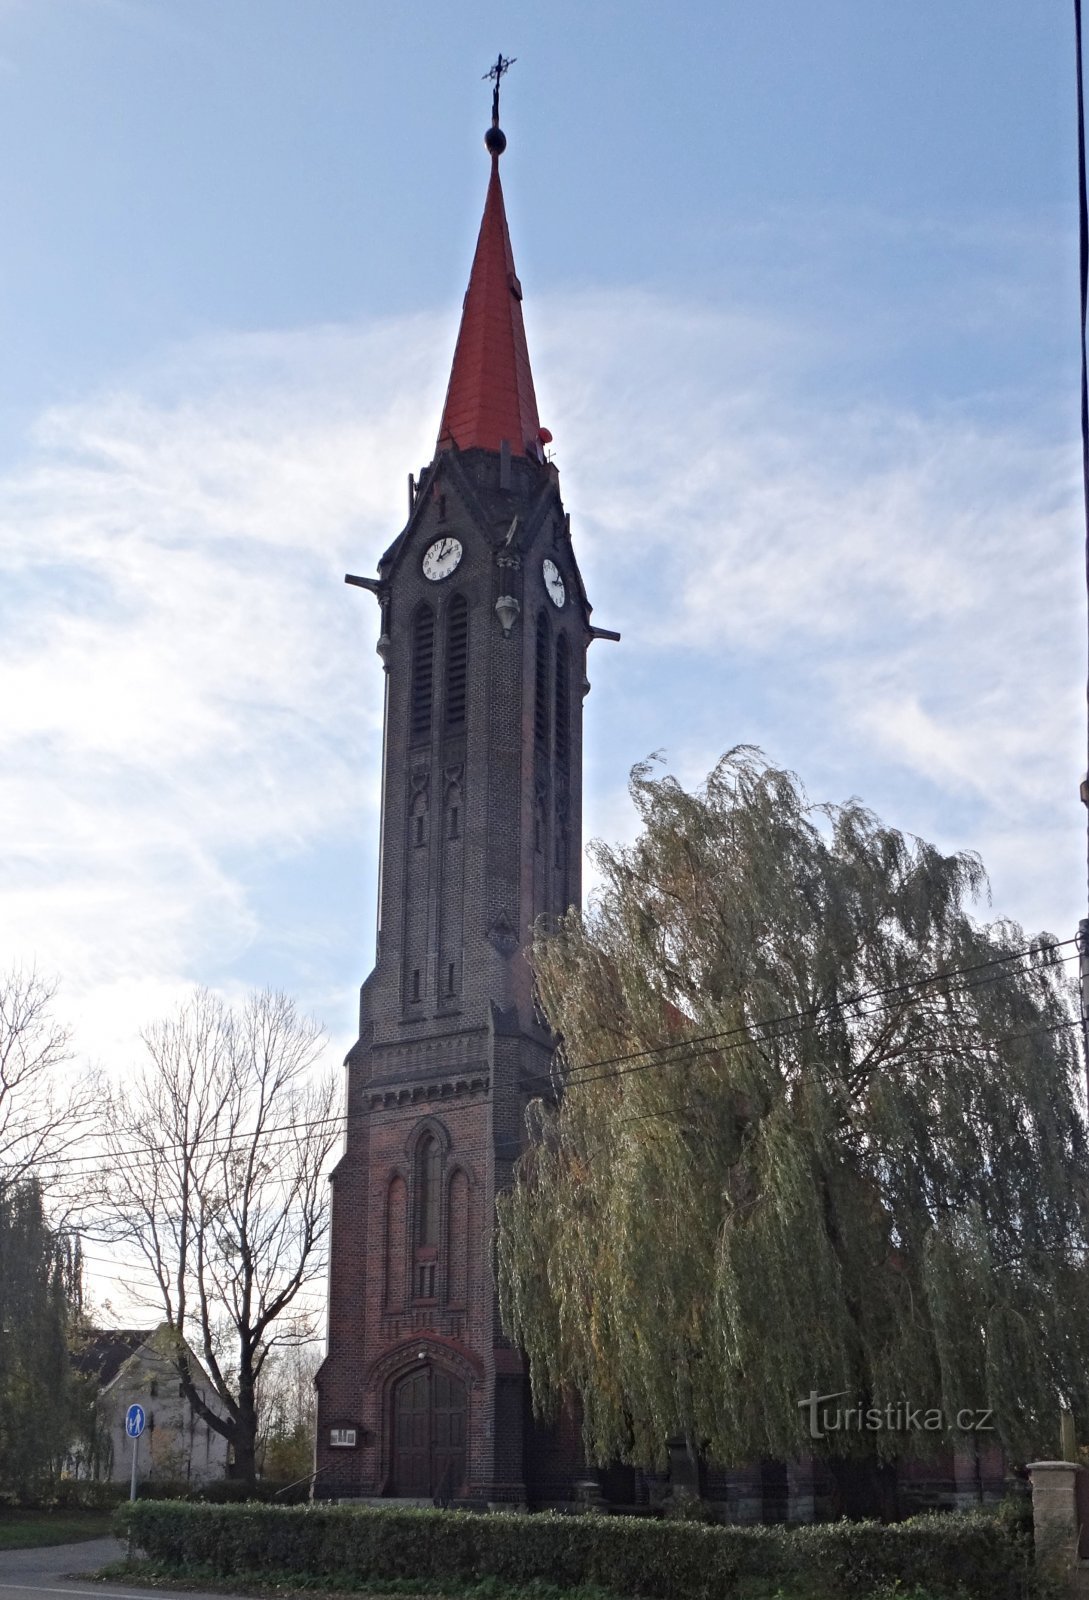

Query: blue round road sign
[125,1403,145,1438]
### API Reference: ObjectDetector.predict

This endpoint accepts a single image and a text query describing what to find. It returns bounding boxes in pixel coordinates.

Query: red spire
[436,150,542,458]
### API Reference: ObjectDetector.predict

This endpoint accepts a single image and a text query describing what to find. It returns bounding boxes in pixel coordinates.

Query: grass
[0,1506,116,1549]
[90,1562,631,1600]
[85,1558,944,1600]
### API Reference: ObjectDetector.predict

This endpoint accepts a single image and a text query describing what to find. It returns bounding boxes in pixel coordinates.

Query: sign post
[125,1403,145,1503]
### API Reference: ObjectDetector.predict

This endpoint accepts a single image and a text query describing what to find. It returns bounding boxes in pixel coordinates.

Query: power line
[239,951,1085,1163]
[565,935,1078,1080]
[77,1250,328,1346]
[35,936,1082,1186]
[78,1017,1087,1331]
[75,1006,1087,1344]
[564,940,1081,1090]
[571,1013,1089,1166]
[1073,0,1089,1119]
[36,966,1087,1292]
[79,1248,325,1300]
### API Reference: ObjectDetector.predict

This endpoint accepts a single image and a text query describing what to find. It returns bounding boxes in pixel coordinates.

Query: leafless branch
[0,967,98,1209]
[96,987,339,1485]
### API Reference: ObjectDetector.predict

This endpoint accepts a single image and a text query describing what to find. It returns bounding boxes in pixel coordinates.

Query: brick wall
[316,443,588,1504]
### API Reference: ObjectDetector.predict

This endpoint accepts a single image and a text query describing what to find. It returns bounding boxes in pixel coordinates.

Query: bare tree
[256,1337,321,1482]
[99,988,339,1488]
[0,967,94,1197]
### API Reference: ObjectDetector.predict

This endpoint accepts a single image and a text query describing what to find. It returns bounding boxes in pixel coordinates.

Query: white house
[73,1323,230,1487]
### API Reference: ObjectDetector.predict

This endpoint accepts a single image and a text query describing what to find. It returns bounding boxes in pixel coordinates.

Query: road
[0,1537,234,1600]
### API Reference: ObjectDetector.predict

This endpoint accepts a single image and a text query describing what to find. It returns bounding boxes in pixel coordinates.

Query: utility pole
[1075,0,1089,1101]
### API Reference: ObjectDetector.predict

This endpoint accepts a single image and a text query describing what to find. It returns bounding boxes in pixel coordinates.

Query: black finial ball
[485,124,507,156]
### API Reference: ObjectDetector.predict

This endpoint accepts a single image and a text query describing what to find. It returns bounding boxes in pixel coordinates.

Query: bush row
[0,1477,311,1512]
[115,1499,1030,1600]
[133,1477,312,1505]
[0,1480,128,1511]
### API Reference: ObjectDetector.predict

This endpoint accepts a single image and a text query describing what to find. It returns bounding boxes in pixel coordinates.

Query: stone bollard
[1027,1460,1084,1593]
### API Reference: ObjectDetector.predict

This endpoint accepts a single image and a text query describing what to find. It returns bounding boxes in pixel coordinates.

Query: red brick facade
[312,119,1015,1526]
[315,136,592,1505]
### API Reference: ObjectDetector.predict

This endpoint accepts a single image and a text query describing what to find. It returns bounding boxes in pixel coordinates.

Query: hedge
[115,1500,1030,1600]
[129,1477,312,1505]
[0,1479,127,1511]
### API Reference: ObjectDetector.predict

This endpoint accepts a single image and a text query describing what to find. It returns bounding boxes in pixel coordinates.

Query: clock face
[542,558,565,609]
[422,537,463,582]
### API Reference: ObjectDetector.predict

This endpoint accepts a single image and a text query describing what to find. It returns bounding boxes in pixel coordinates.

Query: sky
[0,0,1085,1315]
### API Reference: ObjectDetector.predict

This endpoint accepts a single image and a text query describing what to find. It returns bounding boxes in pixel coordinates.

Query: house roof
[71,1327,152,1388]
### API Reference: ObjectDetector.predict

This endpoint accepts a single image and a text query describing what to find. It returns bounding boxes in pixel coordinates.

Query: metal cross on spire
[483,52,516,127]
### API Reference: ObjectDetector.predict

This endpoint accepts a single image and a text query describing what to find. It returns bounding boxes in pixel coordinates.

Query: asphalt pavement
[0,1537,233,1600]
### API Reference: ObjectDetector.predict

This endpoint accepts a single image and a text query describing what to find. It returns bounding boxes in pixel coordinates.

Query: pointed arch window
[555,635,569,772]
[534,613,550,749]
[444,595,469,731]
[416,1134,441,1247]
[411,606,435,745]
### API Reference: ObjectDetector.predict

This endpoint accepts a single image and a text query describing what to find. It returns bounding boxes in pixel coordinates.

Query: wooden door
[392,1368,431,1494]
[391,1366,467,1498]
[431,1368,466,1500]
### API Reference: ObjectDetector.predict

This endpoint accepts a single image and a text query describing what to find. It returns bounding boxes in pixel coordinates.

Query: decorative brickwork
[316,138,595,1505]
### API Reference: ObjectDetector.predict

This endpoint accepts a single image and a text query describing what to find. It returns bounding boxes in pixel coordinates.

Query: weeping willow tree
[496,749,1089,1468]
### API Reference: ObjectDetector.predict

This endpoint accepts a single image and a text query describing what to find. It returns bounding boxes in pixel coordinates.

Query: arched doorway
[391,1364,467,1498]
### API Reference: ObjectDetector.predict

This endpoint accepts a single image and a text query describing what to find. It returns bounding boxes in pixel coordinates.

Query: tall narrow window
[417,1135,441,1246]
[555,636,569,771]
[448,1169,469,1306]
[534,614,550,748]
[385,1177,407,1310]
[444,595,468,731]
[411,606,435,744]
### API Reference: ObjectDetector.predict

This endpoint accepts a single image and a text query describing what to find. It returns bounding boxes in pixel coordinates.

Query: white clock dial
[542,558,565,608]
[422,537,463,581]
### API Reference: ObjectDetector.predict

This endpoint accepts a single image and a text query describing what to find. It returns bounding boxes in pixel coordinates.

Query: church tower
[315,71,609,1505]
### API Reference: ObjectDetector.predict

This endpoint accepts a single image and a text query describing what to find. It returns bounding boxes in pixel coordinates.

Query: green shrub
[0,1480,127,1512]
[663,1489,718,1524]
[51,1480,128,1511]
[192,1478,311,1506]
[111,1477,311,1507]
[135,1479,191,1502]
[114,1500,1030,1600]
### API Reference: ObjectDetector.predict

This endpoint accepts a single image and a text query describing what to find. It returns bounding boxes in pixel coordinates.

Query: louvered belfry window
[445,595,468,731]
[534,614,549,748]
[411,606,435,744]
[555,635,569,771]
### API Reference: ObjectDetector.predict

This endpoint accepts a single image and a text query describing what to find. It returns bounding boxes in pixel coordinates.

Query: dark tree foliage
[497,750,1089,1467]
[0,1180,77,1492]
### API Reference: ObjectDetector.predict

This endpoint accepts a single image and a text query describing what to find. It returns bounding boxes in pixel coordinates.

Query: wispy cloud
[0,288,1080,1076]
[539,291,1082,938]
[0,317,456,1058]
